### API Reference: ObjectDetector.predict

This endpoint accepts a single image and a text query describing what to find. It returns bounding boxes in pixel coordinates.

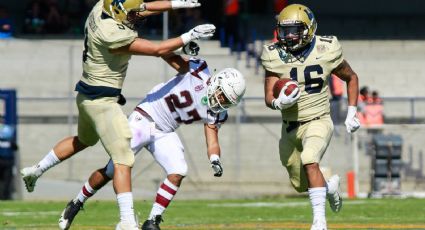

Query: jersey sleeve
[326,36,344,70]
[260,44,274,72]
[100,23,137,49]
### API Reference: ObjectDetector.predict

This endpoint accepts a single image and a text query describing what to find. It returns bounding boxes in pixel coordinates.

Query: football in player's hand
[273,78,299,98]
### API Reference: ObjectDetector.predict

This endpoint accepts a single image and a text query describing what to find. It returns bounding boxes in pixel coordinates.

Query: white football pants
[105,111,188,178]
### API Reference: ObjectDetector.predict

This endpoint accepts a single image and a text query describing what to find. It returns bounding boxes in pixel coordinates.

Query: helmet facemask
[207,68,246,113]
[277,21,309,51]
[207,86,234,113]
[125,9,147,30]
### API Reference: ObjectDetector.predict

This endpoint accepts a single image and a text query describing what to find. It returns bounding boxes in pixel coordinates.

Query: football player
[57,51,246,230]
[261,4,360,230]
[20,0,216,229]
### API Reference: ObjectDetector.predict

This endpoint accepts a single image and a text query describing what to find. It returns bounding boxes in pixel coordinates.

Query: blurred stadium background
[1,0,425,203]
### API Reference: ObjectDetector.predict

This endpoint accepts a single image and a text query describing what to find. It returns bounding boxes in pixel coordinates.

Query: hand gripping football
[273,78,299,98]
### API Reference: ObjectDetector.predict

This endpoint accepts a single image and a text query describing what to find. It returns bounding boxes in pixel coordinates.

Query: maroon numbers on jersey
[164,90,201,124]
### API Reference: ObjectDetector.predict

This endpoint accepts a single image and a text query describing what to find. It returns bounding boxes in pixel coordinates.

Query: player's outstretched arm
[204,124,223,177]
[110,25,215,56]
[145,0,200,12]
[139,0,201,17]
[161,52,190,74]
[332,59,361,133]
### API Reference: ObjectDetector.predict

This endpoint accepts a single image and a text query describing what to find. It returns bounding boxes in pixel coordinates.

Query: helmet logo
[201,96,208,105]
[112,0,126,7]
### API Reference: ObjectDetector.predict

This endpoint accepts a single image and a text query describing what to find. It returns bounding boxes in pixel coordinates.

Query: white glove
[180,24,216,45]
[171,0,201,9]
[210,154,223,177]
[272,82,301,110]
[345,106,361,133]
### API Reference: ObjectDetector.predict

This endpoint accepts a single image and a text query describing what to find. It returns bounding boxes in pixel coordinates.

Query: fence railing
[14,96,425,125]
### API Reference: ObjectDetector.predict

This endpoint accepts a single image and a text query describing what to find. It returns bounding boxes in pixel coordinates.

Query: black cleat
[58,199,84,230]
[141,215,163,230]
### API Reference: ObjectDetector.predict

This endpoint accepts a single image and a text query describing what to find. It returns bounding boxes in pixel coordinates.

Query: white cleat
[115,221,140,230]
[310,218,327,230]
[20,166,42,193]
[327,174,342,213]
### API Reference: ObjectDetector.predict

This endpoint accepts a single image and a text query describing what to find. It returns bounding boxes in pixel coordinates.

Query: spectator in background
[182,8,206,33]
[44,0,67,34]
[0,5,13,39]
[23,0,45,34]
[357,86,370,125]
[371,90,383,104]
[63,0,87,34]
[364,90,384,125]
[223,0,240,48]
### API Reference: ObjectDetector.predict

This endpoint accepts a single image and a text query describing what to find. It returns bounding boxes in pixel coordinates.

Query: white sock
[36,149,60,174]
[308,187,326,221]
[117,192,136,224]
[76,181,96,203]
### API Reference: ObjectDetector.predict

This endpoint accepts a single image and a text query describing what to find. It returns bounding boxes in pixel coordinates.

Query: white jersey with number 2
[138,58,227,132]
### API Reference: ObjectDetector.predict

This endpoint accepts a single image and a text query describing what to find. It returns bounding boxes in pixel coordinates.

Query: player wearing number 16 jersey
[261,4,360,230]
[58,54,246,230]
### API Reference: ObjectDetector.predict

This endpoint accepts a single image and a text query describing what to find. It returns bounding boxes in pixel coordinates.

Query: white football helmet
[207,68,246,113]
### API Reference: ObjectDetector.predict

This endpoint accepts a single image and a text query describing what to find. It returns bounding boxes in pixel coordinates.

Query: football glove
[209,155,223,177]
[272,82,301,110]
[345,106,361,133]
[183,41,200,56]
[180,24,216,45]
[171,0,201,9]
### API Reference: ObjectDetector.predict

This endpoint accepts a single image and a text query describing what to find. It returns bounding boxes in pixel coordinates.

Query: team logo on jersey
[316,44,328,54]
[195,84,204,92]
[201,96,208,105]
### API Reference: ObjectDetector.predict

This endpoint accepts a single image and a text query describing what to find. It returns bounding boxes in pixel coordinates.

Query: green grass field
[1,198,425,229]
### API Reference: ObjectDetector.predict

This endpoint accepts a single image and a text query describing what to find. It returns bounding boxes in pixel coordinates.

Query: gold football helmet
[276,4,317,51]
[103,0,146,29]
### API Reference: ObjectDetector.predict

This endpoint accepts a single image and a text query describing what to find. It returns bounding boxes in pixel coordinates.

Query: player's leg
[58,165,111,230]
[142,132,187,230]
[59,110,152,230]
[21,137,89,192]
[20,104,95,193]
[279,123,307,193]
[300,116,334,230]
[82,95,137,229]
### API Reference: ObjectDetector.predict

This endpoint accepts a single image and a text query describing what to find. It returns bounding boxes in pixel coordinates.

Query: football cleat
[20,165,42,192]
[115,221,140,230]
[141,215,163,230]
[58,199,84,230]
[310,218,327,230]
[327,174,342,213]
